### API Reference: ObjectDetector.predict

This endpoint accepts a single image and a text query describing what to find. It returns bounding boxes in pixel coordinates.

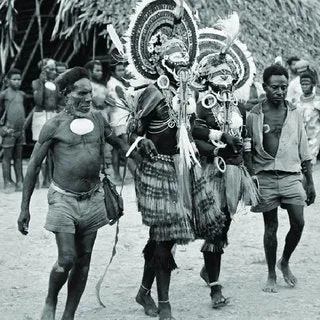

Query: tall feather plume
[214,12,240,54]
[107,24,125,56]
[173,0,184,19]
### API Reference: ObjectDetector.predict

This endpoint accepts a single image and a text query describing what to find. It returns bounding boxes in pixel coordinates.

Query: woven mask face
[162,39,190,68]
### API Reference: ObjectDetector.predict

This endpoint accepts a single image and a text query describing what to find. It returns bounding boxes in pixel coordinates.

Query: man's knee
[56,255,76,272]
[75,252,92,270]
[291,217,305,233]
[148,241,177,272]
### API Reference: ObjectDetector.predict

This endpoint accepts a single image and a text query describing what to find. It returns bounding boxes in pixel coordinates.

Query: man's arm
[32,78,45,107]
[301,160,316,206]
[243,112,254,175]
[17,125,54,235]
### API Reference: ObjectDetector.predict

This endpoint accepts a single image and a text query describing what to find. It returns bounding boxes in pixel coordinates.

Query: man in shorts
[17,67,128,320]
[246,64,316,293]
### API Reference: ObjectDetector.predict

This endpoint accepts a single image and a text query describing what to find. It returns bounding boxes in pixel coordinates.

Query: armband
[243,137,252,152]
[126,136,145,157]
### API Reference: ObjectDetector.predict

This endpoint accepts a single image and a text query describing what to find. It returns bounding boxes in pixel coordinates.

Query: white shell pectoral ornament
[70,118,94,135]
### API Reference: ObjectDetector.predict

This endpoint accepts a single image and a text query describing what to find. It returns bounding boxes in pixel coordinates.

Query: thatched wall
[54,0,318,75]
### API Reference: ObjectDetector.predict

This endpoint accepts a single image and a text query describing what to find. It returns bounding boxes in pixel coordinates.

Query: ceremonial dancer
[122,0,222,318]
[191,13,259,308]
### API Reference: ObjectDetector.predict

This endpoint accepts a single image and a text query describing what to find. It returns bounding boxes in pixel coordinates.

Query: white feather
[107,24,125,56]
[214,12,240,52]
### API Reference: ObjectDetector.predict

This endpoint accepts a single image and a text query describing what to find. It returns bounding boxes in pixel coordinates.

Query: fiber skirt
[204,162,260,215]
[135,155,222,244]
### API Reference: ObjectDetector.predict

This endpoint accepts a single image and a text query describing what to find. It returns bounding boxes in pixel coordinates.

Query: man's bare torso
[40,111,103,192]
[262,102,287,158]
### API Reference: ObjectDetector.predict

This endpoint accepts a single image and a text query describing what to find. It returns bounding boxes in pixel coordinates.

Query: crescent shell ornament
[70,118,94,135]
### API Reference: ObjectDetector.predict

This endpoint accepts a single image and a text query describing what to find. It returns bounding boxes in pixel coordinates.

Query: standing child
[0,68,26,192]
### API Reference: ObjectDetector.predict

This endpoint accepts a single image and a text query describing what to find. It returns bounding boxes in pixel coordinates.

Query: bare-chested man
[246,64,316,293]
[17,67,128,320]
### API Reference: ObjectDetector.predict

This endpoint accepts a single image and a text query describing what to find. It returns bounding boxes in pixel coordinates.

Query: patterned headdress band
[126,0,198,81]
[196,12,255,98]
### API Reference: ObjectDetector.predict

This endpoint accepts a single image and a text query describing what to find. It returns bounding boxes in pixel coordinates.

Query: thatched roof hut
[1,0,320,88]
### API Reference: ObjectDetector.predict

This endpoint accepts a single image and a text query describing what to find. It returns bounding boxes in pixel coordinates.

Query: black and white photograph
[0,0,319,319]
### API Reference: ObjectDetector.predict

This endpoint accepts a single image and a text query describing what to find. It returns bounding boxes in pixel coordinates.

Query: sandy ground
[1,162,320,320]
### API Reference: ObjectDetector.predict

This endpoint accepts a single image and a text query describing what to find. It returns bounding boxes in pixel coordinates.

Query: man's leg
[262,208,278,293]
[155,241,176,320]
[41,233,76,320]
[136,240,158,317]
[61,231,97,320]
[13,144,23,191]
[277,204,304,287]
[2,146,15,191]
[203,209,231,308]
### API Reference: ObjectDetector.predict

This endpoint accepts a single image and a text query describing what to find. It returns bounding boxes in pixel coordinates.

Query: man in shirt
[246,64,316,293]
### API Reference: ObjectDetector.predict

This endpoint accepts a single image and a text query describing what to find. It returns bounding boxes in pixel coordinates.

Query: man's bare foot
[277,258,297,287]
[136,287,158,317]
[40,301,56,320]
[158,302,175,320]
[262,276,278,293]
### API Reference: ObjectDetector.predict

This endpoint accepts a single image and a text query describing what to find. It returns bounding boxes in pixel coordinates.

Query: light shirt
[246,101,311,174]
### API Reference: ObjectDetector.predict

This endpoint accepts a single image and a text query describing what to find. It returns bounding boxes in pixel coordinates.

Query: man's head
[56,67,92,117]
[84,60,103,82]
[39,58,57,81]
[286,56,300,76]
[263,64,289,106]
[197,53,237,91]
[295,60,310,75]
[6,68,21,90]
[300,69,317,96]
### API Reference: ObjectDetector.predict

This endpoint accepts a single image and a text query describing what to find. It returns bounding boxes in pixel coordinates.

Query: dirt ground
[1,162,320,320]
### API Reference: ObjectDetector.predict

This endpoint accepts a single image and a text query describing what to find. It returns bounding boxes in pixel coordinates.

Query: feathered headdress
[125,0,198,82]
[196,12,255,100]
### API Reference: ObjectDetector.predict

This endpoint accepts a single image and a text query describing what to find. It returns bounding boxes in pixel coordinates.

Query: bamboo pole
[21,3,57,82]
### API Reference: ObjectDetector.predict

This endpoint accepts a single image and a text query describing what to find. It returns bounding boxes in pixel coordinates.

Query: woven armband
[243,137,252,152]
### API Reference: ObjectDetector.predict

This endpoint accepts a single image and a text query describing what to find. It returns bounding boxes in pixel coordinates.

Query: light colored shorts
[45,184,108,235]
[251,170,306,212]
[32,111,57,141]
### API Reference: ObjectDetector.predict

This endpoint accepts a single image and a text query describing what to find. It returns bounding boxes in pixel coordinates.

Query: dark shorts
[45,184,108,235]
[251,171,306,212]
[2,131,25,148]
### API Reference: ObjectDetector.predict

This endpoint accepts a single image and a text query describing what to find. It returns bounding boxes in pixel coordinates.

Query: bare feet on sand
[263,276,278,293]
[40,301,56,320]
[277,258,297,287]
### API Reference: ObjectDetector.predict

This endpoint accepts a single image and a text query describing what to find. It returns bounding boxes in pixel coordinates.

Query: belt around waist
[51,181,100,201]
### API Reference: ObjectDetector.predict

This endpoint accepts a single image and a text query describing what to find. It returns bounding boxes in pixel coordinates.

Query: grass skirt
[135,155,194,244]
[200,161,260,251]
[204,162,260,215]
[135,155,224,244]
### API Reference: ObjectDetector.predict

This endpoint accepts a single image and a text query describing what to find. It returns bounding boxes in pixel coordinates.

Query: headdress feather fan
[214,12,240,54]
[107,24,125,57]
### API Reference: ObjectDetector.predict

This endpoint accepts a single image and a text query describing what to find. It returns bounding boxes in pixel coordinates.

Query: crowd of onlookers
[0,56,130,193]
[1,54,319,193]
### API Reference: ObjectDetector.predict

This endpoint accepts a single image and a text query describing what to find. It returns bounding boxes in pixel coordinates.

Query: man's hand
[17,209,30,235]
[138,139,158,159]
[305,182,316,206]
[221,133,243,154]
